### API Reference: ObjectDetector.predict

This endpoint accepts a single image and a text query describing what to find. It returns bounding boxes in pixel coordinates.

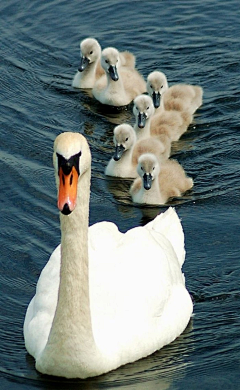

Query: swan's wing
[24,245,61,358]
[88,221,123,253]
[89,217,188,355]
[145,207,185,267]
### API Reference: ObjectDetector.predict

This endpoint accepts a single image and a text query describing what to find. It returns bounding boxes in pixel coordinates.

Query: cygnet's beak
[78,56,90,72]
[138,112,147,129]
[113,144,125,161]
[143,173,152,190]
[108,65,119,81]
[152,91,161,108]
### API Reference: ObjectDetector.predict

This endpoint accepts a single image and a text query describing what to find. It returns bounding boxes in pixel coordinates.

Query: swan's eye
[147,106,149,110]
[89,50,93,55]
[161,85,163,89]
[105,59,109,64]
[150,84,153,89]
[70,173,73,186]
[153,167,155,170]
[125,137,129,141]
[141,166,144,171]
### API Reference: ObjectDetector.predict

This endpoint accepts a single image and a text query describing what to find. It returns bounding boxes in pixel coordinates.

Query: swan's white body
[72,38,136,89]
[105,124,170,178]
[92,47,146,106]
[24,132,193,379]
[147,71,203,115]
[133,94,191,142]
[130,153,193,205]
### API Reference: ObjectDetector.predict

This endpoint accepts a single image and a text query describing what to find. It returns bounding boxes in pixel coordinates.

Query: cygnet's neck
[160,85,169,110]
[104,70,128,106]
[134,117,152,140]
[142,174,163,205]
[81,61,98,88]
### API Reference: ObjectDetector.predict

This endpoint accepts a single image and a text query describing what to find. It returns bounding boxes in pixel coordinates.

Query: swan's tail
[146,207,185,267]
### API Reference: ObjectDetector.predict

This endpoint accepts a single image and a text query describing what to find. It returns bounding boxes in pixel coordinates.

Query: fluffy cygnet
[147,71,203,115]
[130,153,193,205]
[150,109,193,142]
[92,47,146,106]
[72,38,136,89]
[105,124,170,178]
[133,94,190,142]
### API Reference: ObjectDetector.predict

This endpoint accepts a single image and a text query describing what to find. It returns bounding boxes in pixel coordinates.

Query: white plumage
[24,132,193,379]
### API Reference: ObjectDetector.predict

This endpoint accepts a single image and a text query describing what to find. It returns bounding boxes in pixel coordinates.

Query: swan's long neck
[36,167,100,377]
[57,169,92,339]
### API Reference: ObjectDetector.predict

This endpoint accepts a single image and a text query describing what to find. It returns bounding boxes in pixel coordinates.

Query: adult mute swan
[72,38,136,89]
[92,47,146,106]
[130,153,193,205]
[24,132,193,379]
[133,95,190,142]
[147,71,203,115]
[105,123,171,178]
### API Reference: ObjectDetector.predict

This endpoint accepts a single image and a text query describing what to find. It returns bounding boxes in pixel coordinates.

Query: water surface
[0,0,240,389]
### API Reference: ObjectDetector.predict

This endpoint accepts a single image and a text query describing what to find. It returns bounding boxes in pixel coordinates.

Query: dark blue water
[1,0,240,389]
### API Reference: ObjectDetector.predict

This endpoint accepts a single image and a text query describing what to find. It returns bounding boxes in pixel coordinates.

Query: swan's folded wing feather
[24,245,61,357]
[145,207,186,267]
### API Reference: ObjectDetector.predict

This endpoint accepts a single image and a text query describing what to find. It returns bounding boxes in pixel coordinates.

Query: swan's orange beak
[58,166,79,214]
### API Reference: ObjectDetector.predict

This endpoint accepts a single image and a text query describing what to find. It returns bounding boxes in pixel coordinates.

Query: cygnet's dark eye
[141,166,143,171]
[150,84,153,89]
[125,137,129,141]
[105,59,109,64]
[89,50,93,55]
[147,106,149,110]
[153,166,155,170]
[161,85,163,89]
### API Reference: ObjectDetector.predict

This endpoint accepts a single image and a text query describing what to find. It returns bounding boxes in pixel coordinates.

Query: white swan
[92,47,146,106]
[105,123,171,178]
[24,132,193,379]
[130,153,193,205]
[147,71,203,115]
[133,94,190,142]
[72,38,136,89]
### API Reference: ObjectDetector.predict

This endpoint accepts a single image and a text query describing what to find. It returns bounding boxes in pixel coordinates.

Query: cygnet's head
[147,71,169,108]
[137,153,160,190]
[113,124,136,161]
[78,38,101,72]
[133,95,155,129]
[101,47,121,81]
